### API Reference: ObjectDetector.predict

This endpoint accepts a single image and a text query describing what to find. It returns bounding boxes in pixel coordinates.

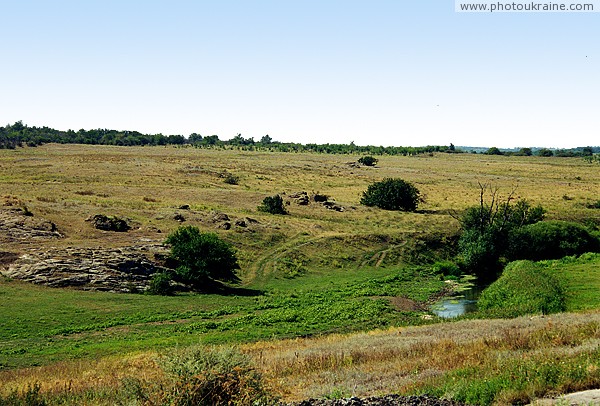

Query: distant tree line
[1,121,597,158]
[481,146,598,157]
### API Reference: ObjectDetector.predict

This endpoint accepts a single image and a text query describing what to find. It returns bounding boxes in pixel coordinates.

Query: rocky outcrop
[289,395,469,406]
[1,245,170,293]
[0,208,62,241]
[88,214,131,232]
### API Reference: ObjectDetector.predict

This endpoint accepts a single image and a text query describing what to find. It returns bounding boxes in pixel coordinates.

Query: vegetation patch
[478,260,566,317]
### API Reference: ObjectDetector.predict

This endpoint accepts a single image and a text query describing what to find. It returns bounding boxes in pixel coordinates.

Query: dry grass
[1,144,598,273]
[243,311,600,401]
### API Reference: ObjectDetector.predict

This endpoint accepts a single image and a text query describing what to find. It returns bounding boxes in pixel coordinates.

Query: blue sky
[1,1,598,148]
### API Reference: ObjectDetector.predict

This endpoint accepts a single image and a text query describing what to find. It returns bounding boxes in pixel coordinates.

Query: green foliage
[165,226,240,288]
[258,194,287,215]
[458,187,545,277]
[431,260,462,278]
[358,155,378,166]
[360,178,420,211]
[485,147,503,155]
[147,271,175,296]
[507,221,600,261]
[155,345,271,406]
[478,261,565,317]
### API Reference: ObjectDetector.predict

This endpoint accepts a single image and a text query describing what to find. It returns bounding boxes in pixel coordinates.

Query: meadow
[1,144,599,404]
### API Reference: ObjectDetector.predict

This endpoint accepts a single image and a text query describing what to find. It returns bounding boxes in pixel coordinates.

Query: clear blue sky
[1,1,598,148]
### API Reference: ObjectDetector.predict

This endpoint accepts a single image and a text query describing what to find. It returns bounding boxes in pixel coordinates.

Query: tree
[258,195,287,215]
[165,226,239,288]
[360,178,420,211]
[538,148,554,157]
[485,147,503,155]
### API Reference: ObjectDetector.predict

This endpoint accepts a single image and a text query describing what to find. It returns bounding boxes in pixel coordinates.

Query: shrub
[222,172,240,185]
[478,261,565,317]
[147,271,174,296]
[157,345,271,406]
[258,194,287,215]
[507,221,600,262]
[432,260,462,278]
[165,226,239,288]
[358,156,378,166]
[360,178,420,211]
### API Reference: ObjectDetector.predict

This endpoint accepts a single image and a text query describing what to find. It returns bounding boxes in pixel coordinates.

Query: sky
[1,1,598,148]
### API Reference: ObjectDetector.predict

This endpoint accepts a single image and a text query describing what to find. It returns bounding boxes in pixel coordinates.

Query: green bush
[432,260,462,278]
[165,226,239,288]
[360,178,420,211]
[258,194,287,215]
[507,221,600,262]
[478,261,565,317]
[358,156,378,166]
[147,271,174,296]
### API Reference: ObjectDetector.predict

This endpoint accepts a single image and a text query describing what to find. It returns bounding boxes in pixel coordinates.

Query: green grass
[0,265,444,369]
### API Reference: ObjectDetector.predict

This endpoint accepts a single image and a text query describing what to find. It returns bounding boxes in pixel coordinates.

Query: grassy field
[1,144,600,404]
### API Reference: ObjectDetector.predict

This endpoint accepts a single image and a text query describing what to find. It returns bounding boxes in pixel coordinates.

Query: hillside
[0,144,599,404]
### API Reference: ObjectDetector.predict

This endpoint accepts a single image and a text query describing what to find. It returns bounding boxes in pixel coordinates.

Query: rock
[218,222,231,230]
[172,213,186,222]
[323,201,345,212]
[91,214,131,232]
[235,219,247,227]
[178,204,190,210]
[0,208,62,241]
[212,213,230,222]
[1,245,171,293]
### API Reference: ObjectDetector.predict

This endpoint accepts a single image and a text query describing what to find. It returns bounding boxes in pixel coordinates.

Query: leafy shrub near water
[478,261,565,317]
[507,220,600,261]
[431,260,462,278]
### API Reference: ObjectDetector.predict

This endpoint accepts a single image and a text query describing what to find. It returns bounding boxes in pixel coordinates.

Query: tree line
[1,121,597,157]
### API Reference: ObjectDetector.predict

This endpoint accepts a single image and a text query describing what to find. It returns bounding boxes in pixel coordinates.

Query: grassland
[1,144,599,404]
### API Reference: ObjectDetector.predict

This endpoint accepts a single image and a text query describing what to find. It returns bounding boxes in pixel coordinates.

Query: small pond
[431,278,485,319]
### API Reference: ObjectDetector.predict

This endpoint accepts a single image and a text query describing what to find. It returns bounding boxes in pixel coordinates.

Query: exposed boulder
[89,214,131,232]
[1,245,171,293]
[0,208,62,241]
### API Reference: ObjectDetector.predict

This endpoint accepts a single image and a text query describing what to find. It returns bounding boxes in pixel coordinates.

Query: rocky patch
[0,208,62,241]
[1,244,170,293]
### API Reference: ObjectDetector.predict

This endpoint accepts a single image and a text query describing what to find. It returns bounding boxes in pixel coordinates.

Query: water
[431,281,484,319]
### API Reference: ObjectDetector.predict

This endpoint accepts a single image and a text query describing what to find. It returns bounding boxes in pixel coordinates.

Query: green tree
[360,178,420,211]
[165,226,239,288]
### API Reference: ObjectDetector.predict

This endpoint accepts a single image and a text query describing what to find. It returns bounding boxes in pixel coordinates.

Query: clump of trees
[258,195,287,215]
[457,184,545,278]
[457,183,600,280]
[360,178,420,211]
